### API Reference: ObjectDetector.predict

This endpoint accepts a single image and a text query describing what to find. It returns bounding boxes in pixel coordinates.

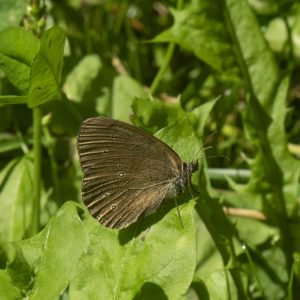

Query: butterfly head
[174,160,198,195]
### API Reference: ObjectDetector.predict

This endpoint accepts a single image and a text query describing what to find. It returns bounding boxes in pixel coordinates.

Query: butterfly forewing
[77,117,184,229]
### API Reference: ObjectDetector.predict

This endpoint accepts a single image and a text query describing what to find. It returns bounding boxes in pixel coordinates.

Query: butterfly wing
[77,117,183,229]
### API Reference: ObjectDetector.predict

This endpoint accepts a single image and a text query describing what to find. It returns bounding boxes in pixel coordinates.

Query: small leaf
[0,270,22,300]
[0,27,39,92]
[132,96,186,133]
[0,0,26,30]
[152,2,237,76]
[0,156,34,243]
[28,26,66,108]
[205,270,238,300]
[63,54,103,103]
[112,75,146,122]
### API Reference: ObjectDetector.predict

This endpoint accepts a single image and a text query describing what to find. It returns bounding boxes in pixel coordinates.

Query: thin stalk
[150,42,176,95]
[150,0,184,95]
[32,107,42,234]
[287,262,295,300]
[208,168,251,181]
[43,126,61,202]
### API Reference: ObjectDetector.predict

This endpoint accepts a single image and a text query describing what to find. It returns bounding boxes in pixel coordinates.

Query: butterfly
[77,117,198,229]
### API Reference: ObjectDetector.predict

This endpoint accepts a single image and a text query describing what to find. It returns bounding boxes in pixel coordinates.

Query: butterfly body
[77,117,198,229]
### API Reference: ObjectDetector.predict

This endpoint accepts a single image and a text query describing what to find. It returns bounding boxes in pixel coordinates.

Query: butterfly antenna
[174,197,184,228]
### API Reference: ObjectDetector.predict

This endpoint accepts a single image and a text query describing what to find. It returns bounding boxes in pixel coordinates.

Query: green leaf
[70,202,196,300]
[69,119,199,300]
[0,156,34,243]
[62,54,116,118]
[28,26,66,108]
[112,75,146,123]
[189,97,219,137]
[0,270,22,300]
[0,134,23,154]
[152,1,237,76]
[8,202,89,300]
[0,27,39,92]
[0,0,26,30]
[132,96,186,133]
[63,54,103,103]
[205,270,238,300]
[224,0,279,106]
[243,78,300,216]
[293,253,300,280]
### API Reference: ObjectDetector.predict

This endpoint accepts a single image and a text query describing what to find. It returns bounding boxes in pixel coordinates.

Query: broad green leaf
[244,78,300,215]
[0,156,34,243]
[62,54,116,117]
[225,0,279,106]
[28,26,66,108]
[112,75,146,123]
[132,96,186,133]
[63,54,103,103]
[0,270,22,300]
[7,202,89,300]
[0,27,39,92]
[69,120,198,300]
[70,201,196,300]
[205,270,238,300]
[257,246,287,299]
[0,0,26,30]
[152,1,238,76]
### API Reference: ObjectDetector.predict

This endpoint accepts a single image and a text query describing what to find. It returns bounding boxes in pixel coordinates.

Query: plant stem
[208,168,251,181]
[32,107,42,234]
[43,125,61,203]
[150,0,184,95]
[150,42,176,95]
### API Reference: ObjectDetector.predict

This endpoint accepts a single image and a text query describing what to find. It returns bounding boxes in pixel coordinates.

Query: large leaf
[70,119,199,299]
[70,201,196,300]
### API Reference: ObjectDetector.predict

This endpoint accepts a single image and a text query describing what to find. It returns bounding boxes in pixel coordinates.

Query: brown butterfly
[77,117,198,229]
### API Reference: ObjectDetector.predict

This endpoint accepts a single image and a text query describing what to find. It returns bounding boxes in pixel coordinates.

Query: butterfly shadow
[118,192,192,245]
[132,282,168,300]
